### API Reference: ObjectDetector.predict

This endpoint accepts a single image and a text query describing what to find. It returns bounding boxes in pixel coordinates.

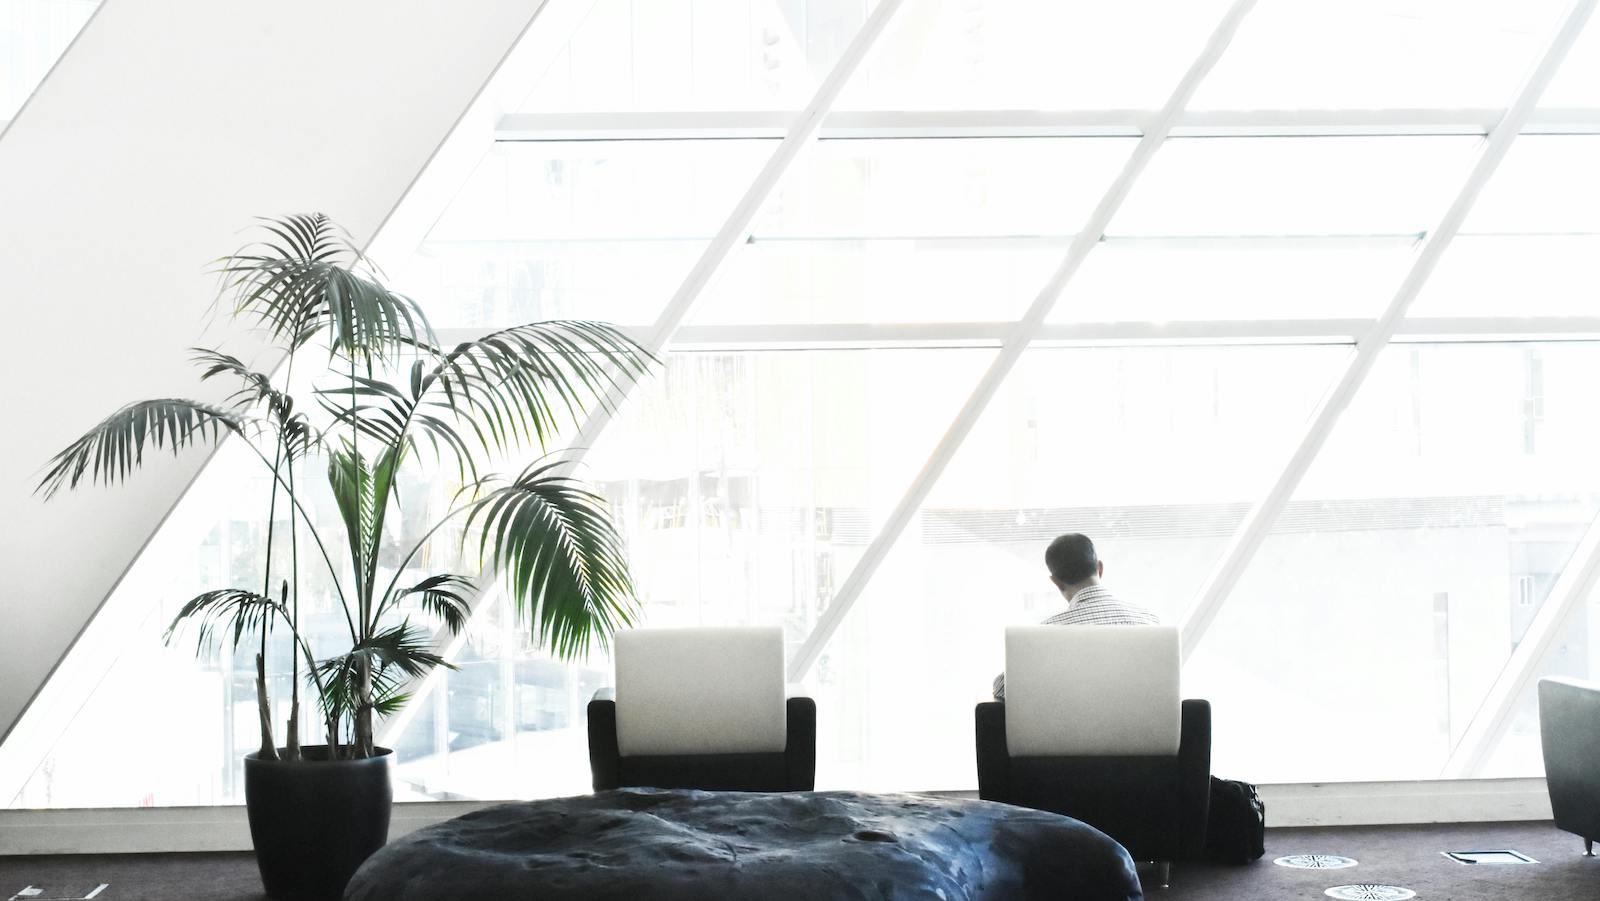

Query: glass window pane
[1189,343,1600,784]
[1539,8,1600,108]
[693,137,1134,324]
[1052,237,1417,323]
[1410,234,1600,319]
[808,345,1346,791]
[750,138,1132,240]
[1477,586,1597,777]
[1459,136,1600,235]
[1412,136,1600,318]
[836,0,1235,110]
[394,140,770,328]
[1190,0,1568,111]
[587,349,992,633]
[518,0,869,113]
[392,348,998,800]
[1111,137,1478,237]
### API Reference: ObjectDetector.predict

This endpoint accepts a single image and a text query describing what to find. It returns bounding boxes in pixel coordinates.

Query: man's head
[1045,532,1103,593]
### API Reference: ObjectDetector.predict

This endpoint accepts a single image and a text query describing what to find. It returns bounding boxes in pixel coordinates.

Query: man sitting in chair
[992,533,1158,700]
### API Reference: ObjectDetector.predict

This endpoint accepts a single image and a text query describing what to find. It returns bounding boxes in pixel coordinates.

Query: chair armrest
[587,698,621,791]
[1178,699,1212,861]
[785,697,817,791]
[975,701,1009,802]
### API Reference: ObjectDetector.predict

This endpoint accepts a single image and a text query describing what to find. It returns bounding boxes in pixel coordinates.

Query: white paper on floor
[1442,849,1538,864]
[7,884,108,900]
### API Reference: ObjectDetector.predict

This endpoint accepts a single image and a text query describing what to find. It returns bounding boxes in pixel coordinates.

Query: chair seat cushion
[347,788,1143,901]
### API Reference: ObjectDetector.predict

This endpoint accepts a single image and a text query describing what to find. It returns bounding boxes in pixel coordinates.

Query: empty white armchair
[588,627,816,792]
[976,626,1211,881]
[1539,676,1600,856]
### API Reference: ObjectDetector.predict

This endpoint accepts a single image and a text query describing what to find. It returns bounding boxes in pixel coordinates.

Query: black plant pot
[244,745,393,900]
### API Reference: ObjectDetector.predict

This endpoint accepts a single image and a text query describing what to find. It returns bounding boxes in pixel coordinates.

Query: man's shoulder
[1045,590,1159,626]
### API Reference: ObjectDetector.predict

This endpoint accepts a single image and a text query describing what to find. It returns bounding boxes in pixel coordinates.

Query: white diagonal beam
[379,0,910,751]
[1441,509,1600,777]
[1177,0,1600,661]
[786,0,1262,683]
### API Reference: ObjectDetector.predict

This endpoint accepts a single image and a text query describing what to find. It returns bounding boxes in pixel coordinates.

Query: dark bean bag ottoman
[345,788,1143,900]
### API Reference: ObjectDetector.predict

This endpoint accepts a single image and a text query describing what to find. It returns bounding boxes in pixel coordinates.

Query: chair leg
[1585,838,1594,857]
[1156,861,1171,889]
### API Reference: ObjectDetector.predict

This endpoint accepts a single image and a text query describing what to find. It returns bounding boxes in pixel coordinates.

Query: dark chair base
[588,697,817,792]
[975,698,1212,867]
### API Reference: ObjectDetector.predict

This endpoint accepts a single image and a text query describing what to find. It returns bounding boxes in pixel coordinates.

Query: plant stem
[372,497,479,627]
[237,438,358,643]
[254,652,277,761]
[348,351,375,758]
[357,657,374,758]
[281,349,303,763]
[255,435,285,761]
[282,580,301,762]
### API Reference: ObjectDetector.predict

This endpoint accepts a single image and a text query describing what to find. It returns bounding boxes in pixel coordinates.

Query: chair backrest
[1538,675,1600,839]
[1004,625,1181,757]
[614,626,787,756]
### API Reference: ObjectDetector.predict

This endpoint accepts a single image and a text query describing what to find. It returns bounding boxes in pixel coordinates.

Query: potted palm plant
[38,214,653,899]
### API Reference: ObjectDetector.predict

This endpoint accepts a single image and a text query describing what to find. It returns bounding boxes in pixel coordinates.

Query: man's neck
[1064,580,1100,605]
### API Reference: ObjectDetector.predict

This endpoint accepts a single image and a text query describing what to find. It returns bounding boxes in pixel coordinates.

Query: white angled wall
[0,0,548,745]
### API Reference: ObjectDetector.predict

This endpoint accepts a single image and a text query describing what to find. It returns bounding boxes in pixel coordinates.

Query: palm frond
[315,378,411,449]
[191,348,318,460]
[424,321,654,456]
[314,622,453,719]
[215,214,434,361]
[463,460,639,658]
[393,574,475,634]
[371,690,412,718]
[164,588,286,653]
[38,399,248,498]
[318,370,477,482]
[326,444,382,580]
[191,348,280,410]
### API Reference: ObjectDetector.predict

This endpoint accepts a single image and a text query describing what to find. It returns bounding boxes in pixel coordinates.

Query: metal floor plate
[1324,885,1416,901]
[1443,849,1538,864]
[1274,854,1359,869]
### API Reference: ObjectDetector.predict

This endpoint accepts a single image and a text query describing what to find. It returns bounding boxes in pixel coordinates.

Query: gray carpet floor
[1160,820,1598,900]
[1,820,1594,899]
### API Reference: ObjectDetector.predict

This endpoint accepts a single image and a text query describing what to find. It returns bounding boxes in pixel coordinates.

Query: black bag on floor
[1205,777,1265,864]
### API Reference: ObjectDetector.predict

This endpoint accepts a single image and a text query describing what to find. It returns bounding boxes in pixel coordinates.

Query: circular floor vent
[1324,885,1417,901]
[1273,854,1359,869]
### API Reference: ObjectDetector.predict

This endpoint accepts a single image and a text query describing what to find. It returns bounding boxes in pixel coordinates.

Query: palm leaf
[192,348,317,460]
[463,459,639,658]
[314,622,454,720]
[326,444,383,584]
[38,399,248,498]
[164,588,285,653]
[424,321,654,456]
[215,214,434,361]
[393,574,475,634]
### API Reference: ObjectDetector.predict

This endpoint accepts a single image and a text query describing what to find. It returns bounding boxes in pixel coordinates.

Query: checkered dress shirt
[992,585,1159,700]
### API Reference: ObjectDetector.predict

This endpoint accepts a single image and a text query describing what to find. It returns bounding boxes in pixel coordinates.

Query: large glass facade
[9,0,1600,807]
